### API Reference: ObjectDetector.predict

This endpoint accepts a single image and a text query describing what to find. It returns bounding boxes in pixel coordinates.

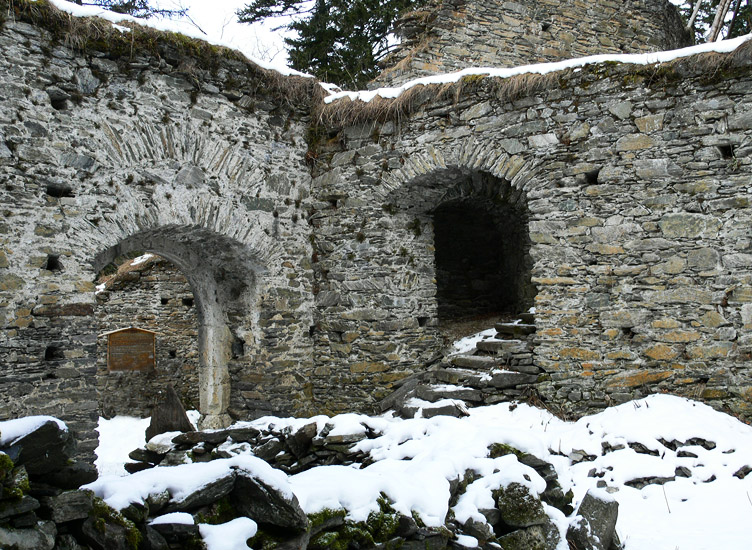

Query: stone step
[450,354,500,370]
[416,384,484,403]
[495,322,536,336]
[476,339,530,354]
[434,368,490,389]
[487,370,540,389]
[518,312,535,324]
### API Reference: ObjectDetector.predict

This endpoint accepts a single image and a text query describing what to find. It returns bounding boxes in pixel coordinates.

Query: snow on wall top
[325,34,752,104]
[47,0,309,78]
[46,1,752,106]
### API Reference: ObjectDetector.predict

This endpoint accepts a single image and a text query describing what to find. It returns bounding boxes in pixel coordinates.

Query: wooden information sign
[104,327,157,372]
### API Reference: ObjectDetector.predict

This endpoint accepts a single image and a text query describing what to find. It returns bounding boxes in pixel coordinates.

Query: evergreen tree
[237,0,421,89]
[71,1,186,19]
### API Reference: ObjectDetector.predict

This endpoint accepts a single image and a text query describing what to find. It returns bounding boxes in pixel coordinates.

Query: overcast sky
[152,0,295,65]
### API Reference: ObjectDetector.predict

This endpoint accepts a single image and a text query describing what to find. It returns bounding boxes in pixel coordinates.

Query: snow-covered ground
[92,395,752,550]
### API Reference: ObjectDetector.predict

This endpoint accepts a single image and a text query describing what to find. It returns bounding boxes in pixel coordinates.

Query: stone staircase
[385,313,542,418]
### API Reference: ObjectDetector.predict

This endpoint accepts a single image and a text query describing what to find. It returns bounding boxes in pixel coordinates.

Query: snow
[89,396,752,549]
[130,253,154,266]
[48,0,308,77]
[199,517,258,550]
[149,512,194,525]
[0,416,67,446]
[450,328,497,355]
[85,454,292,511]
[95,415,150,477]
[324,33,752,104]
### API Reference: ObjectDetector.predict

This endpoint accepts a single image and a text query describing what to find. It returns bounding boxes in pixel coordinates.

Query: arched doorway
[388,167,536,333]
[92,225,263,429]
[433,195,534,322]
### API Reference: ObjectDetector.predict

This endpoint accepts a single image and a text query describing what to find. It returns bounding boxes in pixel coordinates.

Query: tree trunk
[708,0,733,41]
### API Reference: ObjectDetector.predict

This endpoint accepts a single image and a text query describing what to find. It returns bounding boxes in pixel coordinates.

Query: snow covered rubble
[71,394,752,550]
[2,400,752,549]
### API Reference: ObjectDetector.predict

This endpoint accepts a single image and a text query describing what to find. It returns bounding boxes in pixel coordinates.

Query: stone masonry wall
[375,0,692,87]
[1,0,751,458]
[0,4,317,456]
[313,49,752,420]
[95,255,200,418]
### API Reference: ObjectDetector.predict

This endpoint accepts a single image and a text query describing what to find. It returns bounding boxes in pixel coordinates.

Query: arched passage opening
[433,197,532,322]
[92,225,264,429]
[387,167,536,334]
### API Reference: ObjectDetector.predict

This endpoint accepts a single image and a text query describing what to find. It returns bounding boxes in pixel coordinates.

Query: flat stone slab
[416,384,484,403]
[495,323,537,336]
[476,339,530,354]
[450,354,500,370]
[488,371,539,389]
[434,368,491,389]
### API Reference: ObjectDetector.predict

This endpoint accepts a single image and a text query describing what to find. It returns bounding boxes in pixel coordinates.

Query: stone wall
[0,0,751,459]
[375,0,692,87]
[95,255,200,418]
[314,48,752,419]
[0,2,318,456]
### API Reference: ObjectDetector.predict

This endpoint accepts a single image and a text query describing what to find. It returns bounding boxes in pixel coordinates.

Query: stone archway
[92,224,264,429]
[384,161,537,330]
[433,194,532,322]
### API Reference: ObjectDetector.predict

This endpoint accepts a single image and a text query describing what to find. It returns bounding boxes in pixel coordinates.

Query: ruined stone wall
[0,5,317,455]
[314,49,752,420]
[1,0,751,454]
[375,0,692,87]
[95,256,200,418]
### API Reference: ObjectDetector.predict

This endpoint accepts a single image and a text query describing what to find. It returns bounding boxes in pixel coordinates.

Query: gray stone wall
[315,50,752,419]
[95,256,200,418]
[0,0,751,458]
[0,6,317,455]
[375,0,692,87]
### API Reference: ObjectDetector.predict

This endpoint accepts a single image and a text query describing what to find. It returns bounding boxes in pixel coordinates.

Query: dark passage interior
[433,196,534,322]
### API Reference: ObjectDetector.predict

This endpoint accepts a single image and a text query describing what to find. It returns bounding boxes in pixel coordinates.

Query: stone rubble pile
[123,418,624,550]
[382,313,543,418]
[0,414,629,550]
[0,419,109,550]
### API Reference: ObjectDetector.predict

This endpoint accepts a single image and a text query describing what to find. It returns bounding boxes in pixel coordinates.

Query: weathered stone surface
[164,471,236,513]
[566,490,619,550]
[230,470,308,532]
[145,386,196,441]
[0,421,74,476]
[496,482,548,528]
[0,520,56,550]
[373,0,690,87]
[0,0,750,442]
[40,490,93,523]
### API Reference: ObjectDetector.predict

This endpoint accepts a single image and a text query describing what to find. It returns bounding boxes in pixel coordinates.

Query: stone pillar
[198,323,232,429]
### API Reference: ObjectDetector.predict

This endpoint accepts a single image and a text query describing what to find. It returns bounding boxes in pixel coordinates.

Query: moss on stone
[495,483,547,529]
[488,443,525,459]
[91,497,142,550]
[194,496,238,525]
[308,507,347,530]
